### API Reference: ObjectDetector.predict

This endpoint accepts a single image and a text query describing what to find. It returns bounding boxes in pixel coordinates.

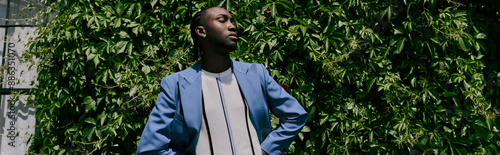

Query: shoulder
[162,61,201,83]
[232,60,254,68]
[232,60,267,73]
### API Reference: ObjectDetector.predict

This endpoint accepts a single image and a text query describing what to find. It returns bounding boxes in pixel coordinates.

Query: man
[137,7,307,155]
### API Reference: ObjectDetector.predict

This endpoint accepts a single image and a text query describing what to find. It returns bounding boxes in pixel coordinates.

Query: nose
[228,22,236,32]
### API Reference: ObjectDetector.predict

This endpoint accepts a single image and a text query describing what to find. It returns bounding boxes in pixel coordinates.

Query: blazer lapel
[232,61,255,106]
[232,61,267,142]
[178,61,203,141]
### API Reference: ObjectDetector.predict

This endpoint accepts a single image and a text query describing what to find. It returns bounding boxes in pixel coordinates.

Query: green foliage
[26,0,499,154]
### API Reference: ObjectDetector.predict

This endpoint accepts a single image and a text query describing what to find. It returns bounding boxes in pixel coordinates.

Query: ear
[195,26,206,38]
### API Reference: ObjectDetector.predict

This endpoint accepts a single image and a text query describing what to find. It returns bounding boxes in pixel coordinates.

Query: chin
[227,43,238,51]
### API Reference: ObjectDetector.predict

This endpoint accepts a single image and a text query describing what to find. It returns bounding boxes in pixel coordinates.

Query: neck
[201,52,231,73]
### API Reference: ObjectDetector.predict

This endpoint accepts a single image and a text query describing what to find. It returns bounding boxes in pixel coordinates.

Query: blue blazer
[137,60,307,155]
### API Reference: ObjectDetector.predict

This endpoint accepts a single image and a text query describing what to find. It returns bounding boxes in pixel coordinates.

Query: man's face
[201,7,238,51]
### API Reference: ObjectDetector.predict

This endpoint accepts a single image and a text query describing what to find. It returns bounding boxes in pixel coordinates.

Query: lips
[229,33,238,40]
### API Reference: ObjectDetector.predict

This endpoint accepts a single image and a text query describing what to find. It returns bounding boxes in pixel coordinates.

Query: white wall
[0,0,43,154]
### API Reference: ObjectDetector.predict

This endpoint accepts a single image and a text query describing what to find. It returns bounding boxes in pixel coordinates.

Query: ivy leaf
[83,96,96,111]
[366,77,377,93]
[395,38,405,54]
[458,37,468,51]
[119,31,130,38]
[129,86,138,97]
[150,0,158,7]
[85,117,97,125]
[394,27,405,35]
[115,41,129,54]
[475,33,486,39]
[443,92,457,97]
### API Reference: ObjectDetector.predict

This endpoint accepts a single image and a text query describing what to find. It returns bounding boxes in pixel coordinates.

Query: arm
[137,76,185,155]
[258,64,308,155]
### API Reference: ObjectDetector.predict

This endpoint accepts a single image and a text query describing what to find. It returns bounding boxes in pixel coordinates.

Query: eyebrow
[216,14,229,18]
[217,14,233,19]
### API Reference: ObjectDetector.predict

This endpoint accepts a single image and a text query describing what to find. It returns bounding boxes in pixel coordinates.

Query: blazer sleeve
[258,64,308,155]
[137,75,186,155]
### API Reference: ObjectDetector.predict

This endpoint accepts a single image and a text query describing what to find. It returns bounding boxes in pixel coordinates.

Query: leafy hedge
[26,0,499,154]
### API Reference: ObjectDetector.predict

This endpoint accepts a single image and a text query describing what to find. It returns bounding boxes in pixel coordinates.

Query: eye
[217,17,225,23]
[217,15,230,23]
